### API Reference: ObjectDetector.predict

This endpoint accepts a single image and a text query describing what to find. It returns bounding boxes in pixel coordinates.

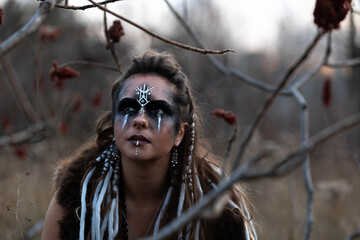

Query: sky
[2,0,359,51]
[71,0,317,51]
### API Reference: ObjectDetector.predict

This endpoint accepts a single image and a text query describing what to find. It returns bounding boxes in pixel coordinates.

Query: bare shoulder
[41,190,64,240]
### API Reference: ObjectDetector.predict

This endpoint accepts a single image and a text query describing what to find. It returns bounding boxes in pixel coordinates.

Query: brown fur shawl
[54,142,246,240]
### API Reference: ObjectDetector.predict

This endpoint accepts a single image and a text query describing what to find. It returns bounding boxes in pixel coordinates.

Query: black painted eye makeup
[116,97,175,132]
[117,98,140,115]
[145,100,173,117]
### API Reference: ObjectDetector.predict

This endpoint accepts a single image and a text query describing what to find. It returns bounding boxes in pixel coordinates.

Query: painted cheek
[122,113,129,130]
[157,113,162,134]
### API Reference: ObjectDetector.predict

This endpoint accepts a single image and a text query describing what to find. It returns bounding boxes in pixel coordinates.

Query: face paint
[139,107,145,115]
[122,113,129,131]
[116,83,176,132]
[135,83,155,107]
[157,112,162,133]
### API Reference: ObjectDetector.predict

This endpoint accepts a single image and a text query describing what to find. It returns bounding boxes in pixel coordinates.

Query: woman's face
[114,74,185,164]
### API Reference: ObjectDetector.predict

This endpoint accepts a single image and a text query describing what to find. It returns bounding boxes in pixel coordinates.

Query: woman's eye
[124,107,135,113]
[154,109,164,115]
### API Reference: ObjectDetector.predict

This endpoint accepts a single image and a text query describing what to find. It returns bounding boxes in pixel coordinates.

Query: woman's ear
[174,122,188,147]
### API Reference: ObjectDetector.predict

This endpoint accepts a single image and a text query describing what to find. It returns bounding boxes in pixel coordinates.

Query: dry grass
[0,135,359,240]
[250,145,360,240]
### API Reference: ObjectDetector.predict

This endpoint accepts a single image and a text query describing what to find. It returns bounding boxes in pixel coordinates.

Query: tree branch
[87,0,234,55]
[0,53,39,124]
[49,0,123,10]
[242,111,360,180]
[232,31,324,168]
[0,122,50,147]
[0,0,61,54]
[164,0,279,92]
[103,6,121,71]
[57,60,118,72]
[325,57,360,68]
[346,230,360,240]
[294,91,314,240]
[143,111,360,240]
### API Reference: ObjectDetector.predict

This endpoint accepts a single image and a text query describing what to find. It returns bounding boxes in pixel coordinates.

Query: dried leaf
[108,20,125,43]
[0,7,3,25]
[1,116,11,131]
[59,121,68,136]
[39,24,62,41]
[73,93,83,113]
[313,0,351,32]
[92,89,103,108]
[49,61,80,90]
[13,147,28,159]
[210,109,237,126]
[322,77,332,107]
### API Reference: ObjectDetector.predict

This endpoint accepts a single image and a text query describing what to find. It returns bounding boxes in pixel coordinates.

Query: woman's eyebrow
[148,100,172,108]
[118,98,137,104]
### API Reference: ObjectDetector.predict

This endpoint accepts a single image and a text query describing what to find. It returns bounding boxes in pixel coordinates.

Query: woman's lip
[128,135,150,143]
[129,139,149,146]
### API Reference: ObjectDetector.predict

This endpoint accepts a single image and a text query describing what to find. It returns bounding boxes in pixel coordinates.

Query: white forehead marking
[135,83,155,107]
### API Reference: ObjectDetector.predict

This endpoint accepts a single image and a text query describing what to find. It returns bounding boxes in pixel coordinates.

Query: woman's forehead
[119,74,174,101]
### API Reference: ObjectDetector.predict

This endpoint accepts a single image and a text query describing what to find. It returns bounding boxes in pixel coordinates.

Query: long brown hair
[95,51,254,239]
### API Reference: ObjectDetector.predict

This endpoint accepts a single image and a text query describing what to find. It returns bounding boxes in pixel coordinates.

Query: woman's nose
[132,110,148,129]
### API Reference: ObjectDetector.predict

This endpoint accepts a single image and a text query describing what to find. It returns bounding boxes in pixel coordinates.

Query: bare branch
[242,111,360,180]
[88,0,234,55]
[0,0,60,54]
[103,7,121,71]
[46,0,124,11]
[0,53,39,124]
[164,0,279,92]
[346,230,360,240]
[221,122,239,177]
[57,61,118,72]
[0,122,50,147]
[145,109,360,239]
[232,31,324,168]
[15,178,24,240]
[25,219,44,240]
[325,57,360,68]
[292,33,332,90]
[295,92,314,240]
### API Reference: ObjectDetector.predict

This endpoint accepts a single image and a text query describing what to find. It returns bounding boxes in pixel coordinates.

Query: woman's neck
[121,155,170,203]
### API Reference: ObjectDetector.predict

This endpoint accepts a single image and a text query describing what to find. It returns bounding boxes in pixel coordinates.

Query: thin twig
[103,5,121,71]
[292,33,332,90]
[144,111,360,239]
[45,0,124,10]
[57,60,118,72]
[242,111,360,180]
[325,57,360,68]
[34,39,44,119]
[88,0,234,55]
[346,230,360,240]
[25,218,44,240]
[232,31,324,169]
[164,0,281,93]
[0,53,39,124]
[0,122,50,147]
[0,0,60,54]
[293,90,314,240]
[15,177,24,240]
[221,122,239,177]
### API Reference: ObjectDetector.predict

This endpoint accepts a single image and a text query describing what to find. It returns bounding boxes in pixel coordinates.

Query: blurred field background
[0,0,359,239]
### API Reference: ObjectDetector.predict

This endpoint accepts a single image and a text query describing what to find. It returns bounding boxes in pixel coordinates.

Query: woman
[41,51,257,240]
